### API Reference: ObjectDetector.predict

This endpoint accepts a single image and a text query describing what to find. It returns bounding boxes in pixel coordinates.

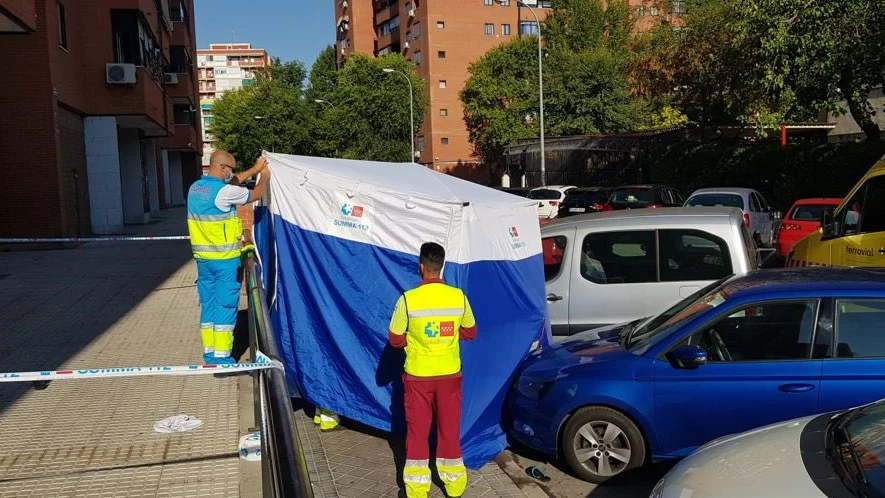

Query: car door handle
[778,383,815,393]
[547,293,563,302]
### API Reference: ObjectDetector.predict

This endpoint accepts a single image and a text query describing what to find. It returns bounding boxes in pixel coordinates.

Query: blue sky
[194,0,334,69]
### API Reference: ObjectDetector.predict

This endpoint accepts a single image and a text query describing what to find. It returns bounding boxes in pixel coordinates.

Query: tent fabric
[253,153,550,468]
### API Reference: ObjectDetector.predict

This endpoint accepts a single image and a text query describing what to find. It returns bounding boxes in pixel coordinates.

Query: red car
[776,198,842,258]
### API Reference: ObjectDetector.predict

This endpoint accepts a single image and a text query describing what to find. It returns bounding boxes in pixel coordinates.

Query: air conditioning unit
[163,73,179,85]
[404,41,410,49]
[341,47,347,55]
[408,8,415,17]
[106,63,137,85]
[342,0,348,8]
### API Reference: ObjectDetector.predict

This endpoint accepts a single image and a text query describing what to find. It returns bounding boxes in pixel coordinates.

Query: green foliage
[328,54,428,162]
[305,46,339,103]
[265,57,307,92]
[650,141,885,209]
[461,0,643,166]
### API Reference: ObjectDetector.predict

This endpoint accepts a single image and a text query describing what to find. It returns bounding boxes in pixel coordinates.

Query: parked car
[684,188,778,247]
[541,207,756,335]
[496,187,532,198]
[510,267,885,483]
[776,198,842,258]
[652,397,885,498]
[557,187,613,218]
[789,154,885,268]
[607,185,685,210]
[529,185,577,219]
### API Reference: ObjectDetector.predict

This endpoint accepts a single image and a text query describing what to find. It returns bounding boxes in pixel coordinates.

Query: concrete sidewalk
[0,208,260,497]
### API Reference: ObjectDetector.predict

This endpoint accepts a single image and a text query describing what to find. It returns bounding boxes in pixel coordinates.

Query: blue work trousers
[196,257,241,358]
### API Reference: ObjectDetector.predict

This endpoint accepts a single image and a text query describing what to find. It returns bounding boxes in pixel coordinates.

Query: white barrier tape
[0,351,283,383]
[0,236,190,243]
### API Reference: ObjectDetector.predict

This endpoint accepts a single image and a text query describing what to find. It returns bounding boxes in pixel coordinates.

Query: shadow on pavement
[0,208,193,418]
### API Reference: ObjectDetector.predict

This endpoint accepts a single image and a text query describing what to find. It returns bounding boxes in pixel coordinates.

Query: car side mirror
[666,345,707,370]
[821,210,838,238]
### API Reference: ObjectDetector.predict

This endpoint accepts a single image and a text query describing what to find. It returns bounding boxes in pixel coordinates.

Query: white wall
[84,117,124,234]
[145,143,160,214]
[161,150,172,208]
[118,129,149,224]
[169,152,185,206]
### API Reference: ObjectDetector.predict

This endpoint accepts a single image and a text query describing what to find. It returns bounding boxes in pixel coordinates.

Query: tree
[327,54,427,162]
[460,37,540,167]
[212,70,314,166]
[305,46,339,104]
[305,46,341,158]
[729,0,885,140]
[265,57,307,92]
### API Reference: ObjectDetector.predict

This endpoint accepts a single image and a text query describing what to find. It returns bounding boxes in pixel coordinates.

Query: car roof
[542,207,741,230]
[791,197,842,205]
[612,184,670,190]
[689,188,758,196]
[567,187,610,192]
[722,267,885,299]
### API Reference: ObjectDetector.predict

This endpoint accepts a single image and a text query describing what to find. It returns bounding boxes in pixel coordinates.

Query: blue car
[510,267,885,483]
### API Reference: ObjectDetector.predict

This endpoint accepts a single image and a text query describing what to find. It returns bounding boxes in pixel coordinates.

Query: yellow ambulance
[787,155,885,267]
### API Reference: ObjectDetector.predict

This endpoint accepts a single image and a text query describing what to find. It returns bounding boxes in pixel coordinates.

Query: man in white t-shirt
[186,150,270,364]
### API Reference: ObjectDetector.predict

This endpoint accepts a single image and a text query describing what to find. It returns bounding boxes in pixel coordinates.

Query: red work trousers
[404,375,463,460]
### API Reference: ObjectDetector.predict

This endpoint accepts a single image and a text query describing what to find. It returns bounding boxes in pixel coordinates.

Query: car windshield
[686,193,744,209]
[789,204,835,221]
[528,189,561,200]
[565,190,609,203]
[831,399,885,495]
[626,277,732,350]
[611,188,655,205]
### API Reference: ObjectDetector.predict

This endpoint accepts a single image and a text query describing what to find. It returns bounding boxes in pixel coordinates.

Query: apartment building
[0,0,202,237]
[197,43,270,169]
[334,0,674,178]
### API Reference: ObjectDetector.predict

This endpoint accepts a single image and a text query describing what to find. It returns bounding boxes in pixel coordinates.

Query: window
[682,300,820,362]
[789,204,836,222]
[539,0,553,6]
[379,16,400,36]
[502,24,511,36]
[520,21,539,36]
[439,108,448,116]
[750,193,762,212]
[414,50,422,66]
[659,230,732,282]
[673,0,687,17]
[439,80,447,88]
[484,0,493,5]
[437,20,445,29]
[417,136,426,151]
[500,0,510,4]
[406,31,412,42]
[542,236,568,282]
[112,11,162,80]
[173,105,194,126]
[836,299,885,358]
[686,193,745,209]
[168,46,190,73]
[484,23,494,36]
[57,2,68,50]
[413,22,421,38]
[650,7,659,16]
[636,6,645,16]
[581,231,657,284]
[441,137,449,145]
[437,50,446,59]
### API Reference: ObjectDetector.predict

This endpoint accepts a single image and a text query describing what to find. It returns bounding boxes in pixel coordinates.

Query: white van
[542,207,757,335]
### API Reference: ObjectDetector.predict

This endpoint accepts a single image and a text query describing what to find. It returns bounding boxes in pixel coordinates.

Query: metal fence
[244,254,314,498]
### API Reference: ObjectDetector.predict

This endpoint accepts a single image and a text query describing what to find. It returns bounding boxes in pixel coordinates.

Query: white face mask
[223,167,234,183]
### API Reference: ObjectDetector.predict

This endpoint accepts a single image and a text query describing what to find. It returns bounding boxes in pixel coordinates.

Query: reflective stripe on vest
[403,283,466,377]
[186,177,243,260]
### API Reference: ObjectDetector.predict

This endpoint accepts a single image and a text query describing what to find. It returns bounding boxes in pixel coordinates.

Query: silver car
[651,398,885,498]
[542,207,757,335]
[684,188,778,247]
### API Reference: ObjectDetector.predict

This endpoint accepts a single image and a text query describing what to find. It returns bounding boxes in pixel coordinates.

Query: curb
[495,452,554,498]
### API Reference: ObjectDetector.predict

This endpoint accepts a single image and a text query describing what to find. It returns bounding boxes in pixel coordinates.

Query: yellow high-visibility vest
[187,177,243,260]
[403,283,467,377]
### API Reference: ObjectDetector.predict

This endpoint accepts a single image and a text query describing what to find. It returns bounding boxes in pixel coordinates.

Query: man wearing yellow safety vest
[388,242,477,498]
[187,150,270,365]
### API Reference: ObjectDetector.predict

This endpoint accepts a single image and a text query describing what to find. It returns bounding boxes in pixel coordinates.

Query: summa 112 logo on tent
[509,226,526,250]
[334,203,370,232]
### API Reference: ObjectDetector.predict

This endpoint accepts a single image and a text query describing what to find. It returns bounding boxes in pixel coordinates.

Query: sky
[194,0,334,69]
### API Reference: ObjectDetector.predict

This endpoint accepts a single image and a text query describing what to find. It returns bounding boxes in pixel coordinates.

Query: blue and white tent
[253,153,549,468]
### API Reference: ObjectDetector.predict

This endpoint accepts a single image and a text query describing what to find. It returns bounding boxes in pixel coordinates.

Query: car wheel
[561,406,646,484]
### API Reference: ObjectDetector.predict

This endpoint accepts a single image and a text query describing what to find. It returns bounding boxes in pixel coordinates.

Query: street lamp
[500,0,546,186]
[382,68,416,163]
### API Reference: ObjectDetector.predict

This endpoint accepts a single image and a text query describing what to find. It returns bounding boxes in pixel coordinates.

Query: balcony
[161,121,199,152]
[95,67,171,136]
[0,0,36,32]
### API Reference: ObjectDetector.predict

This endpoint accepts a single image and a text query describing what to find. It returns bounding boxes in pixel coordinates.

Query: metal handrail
[244,254,313,498]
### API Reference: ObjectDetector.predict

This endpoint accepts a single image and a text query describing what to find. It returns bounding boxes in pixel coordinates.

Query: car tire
[561,406,646,484]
